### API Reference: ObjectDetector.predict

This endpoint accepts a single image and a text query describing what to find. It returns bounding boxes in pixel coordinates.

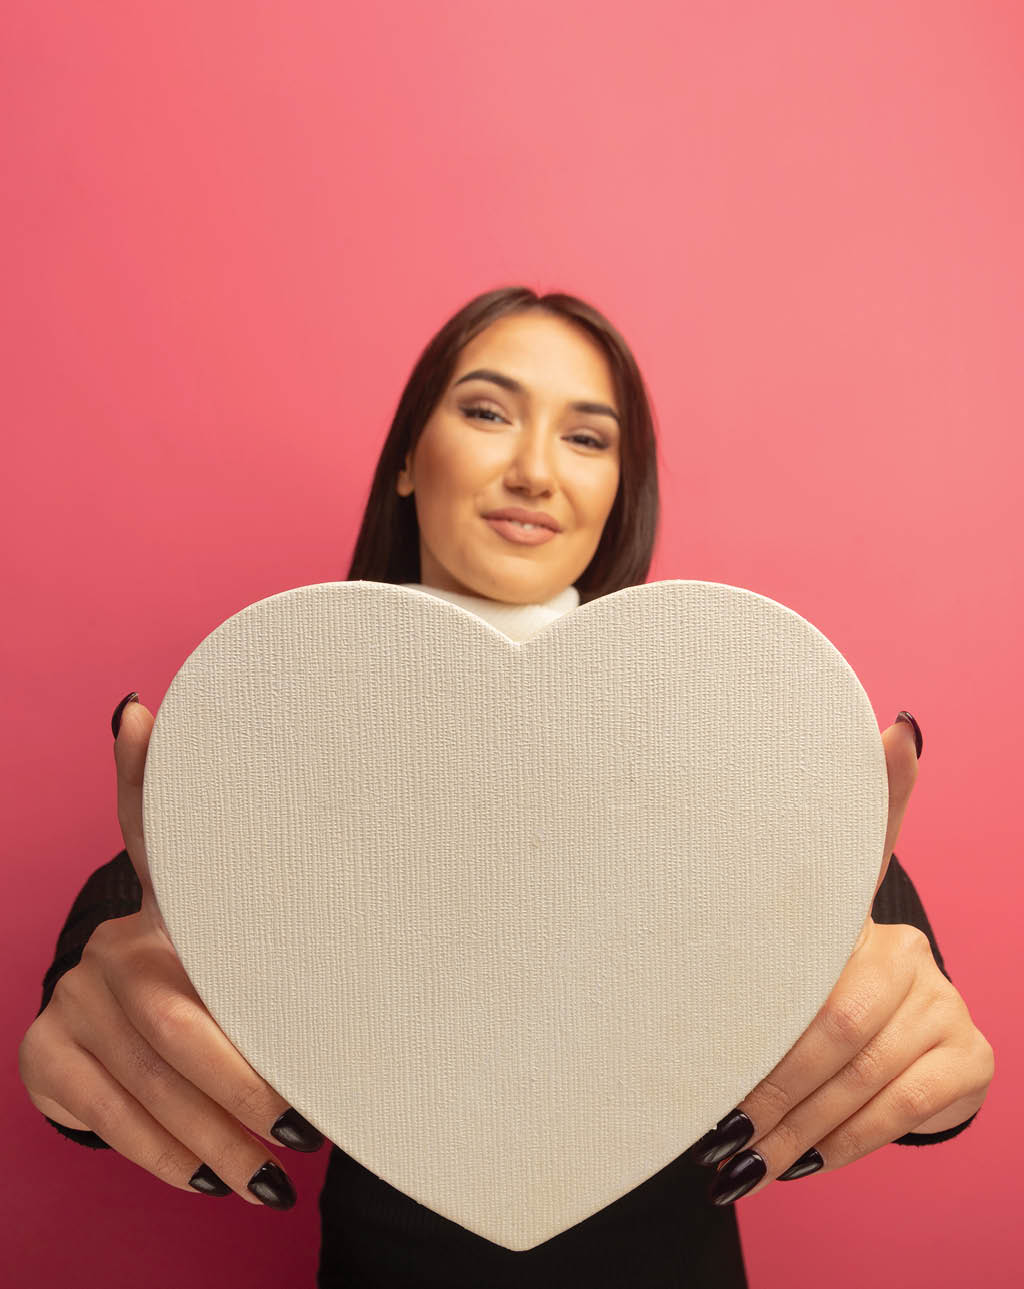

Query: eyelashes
[460,404,609,451]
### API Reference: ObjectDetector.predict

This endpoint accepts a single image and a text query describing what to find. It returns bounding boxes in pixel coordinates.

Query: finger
[19,1022,95,1131]
[35,1037,284,1204]
[720,1040,975,1204]
[114,698,156,899]
[709,943,947,1200]
[87,924,324,1155]
[114,698,175,943]
[688,922,923,1169]
[816,1039,983,1162]
[27,1087,94,1132]
[55,973,302,1207]
[22,1011,235,1196]
[875,716,921,901]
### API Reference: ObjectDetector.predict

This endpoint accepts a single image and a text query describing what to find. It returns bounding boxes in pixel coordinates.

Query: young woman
[19,286,990,1287]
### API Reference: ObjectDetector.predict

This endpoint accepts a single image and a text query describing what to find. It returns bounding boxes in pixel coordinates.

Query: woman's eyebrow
[452,367,621,426]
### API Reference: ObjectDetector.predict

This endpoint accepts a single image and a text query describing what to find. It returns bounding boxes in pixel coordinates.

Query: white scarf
[399,582,580,643]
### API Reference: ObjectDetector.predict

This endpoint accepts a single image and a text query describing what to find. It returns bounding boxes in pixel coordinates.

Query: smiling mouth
[483,516,559,545]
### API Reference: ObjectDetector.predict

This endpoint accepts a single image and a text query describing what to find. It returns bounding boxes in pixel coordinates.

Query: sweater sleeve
[870,853,979,1146]
[36,849,143,1150]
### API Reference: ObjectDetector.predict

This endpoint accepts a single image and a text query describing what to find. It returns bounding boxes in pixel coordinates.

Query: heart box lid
[143,578,886,1249]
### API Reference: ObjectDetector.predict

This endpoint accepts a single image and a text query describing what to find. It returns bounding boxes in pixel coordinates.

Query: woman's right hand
[18,695,325,1209]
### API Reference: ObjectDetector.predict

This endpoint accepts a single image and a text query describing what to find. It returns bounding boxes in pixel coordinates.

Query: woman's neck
[399,581,580,643]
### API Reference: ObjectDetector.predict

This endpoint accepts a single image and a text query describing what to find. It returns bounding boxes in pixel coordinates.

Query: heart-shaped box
[143,579,886,1250]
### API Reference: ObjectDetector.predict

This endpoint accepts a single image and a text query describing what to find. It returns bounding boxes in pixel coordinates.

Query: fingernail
[895,710,923,759]
[111,692,140,740]
[687,1109,756,1167]
[248,1160,297,1210]
[271,1107,325,1152]
[188,1163,232,1197]
[778,1147,824,1180]
[708,1149,767,1205]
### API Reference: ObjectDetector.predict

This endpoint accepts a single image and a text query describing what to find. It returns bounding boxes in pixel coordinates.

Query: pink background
[5,1,1020,1285]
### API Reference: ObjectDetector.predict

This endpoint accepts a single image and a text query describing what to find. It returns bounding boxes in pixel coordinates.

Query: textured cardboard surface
[143,579,887,1249]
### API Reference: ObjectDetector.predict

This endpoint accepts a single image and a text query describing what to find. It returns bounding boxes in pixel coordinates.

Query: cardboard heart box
[142,579,886,1250]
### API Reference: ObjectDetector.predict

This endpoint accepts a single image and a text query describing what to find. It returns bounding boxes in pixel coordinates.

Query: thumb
[873,712,922,904]
[846,716,918,959]
[114,695,172,943]
[853,714,922,956]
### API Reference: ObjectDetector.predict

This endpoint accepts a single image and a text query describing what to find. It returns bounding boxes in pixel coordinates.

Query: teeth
[507,519,540,529]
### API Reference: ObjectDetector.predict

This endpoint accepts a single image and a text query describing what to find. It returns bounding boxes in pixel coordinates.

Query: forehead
[453,312,616,400]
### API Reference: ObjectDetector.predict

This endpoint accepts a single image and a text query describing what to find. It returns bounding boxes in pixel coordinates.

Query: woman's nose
[505,426,556,491]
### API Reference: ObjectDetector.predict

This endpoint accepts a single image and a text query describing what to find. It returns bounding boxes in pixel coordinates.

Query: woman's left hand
[688,714,995,1206]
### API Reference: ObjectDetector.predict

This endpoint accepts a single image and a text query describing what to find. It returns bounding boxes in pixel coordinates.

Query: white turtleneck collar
[399,581,581,643]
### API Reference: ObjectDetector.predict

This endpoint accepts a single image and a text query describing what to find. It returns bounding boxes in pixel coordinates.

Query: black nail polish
[111,692,140,740]
[895,711,923,759]
[708,1149,767,1205]
[248,1160,297,1210]
[188,1163,232,1196]
[271,1107,325,1152]
[688,1109,756,1167]
[778,1147,824,1180]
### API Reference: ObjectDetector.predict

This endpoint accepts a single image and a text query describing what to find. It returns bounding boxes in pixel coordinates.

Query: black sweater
[35,851,978,1288]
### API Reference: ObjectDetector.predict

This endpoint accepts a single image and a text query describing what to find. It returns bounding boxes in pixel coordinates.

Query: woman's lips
[484,516,558,545]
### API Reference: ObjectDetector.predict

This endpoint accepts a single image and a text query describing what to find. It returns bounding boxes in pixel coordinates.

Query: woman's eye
[462,404,504,423]
[461,405,608,450]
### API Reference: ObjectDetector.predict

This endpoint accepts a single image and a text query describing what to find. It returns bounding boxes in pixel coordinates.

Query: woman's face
[396,310,622,604]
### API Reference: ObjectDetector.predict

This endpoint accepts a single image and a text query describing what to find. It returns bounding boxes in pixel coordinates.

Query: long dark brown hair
[345,286,660,605]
